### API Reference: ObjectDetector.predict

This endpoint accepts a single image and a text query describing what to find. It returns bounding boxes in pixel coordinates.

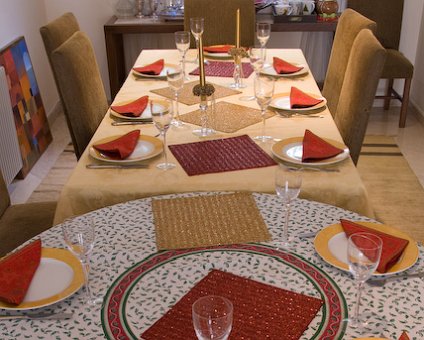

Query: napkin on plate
[111,96,149,118]
[399,331,410,340]
[290,86,324,109]
[302,129,344,162]
[203,45,233,53]
[273,57,304,74]
[0,239,42,305]
[93,129,140,160]
[133,59,164,75]
[340,219,410,273]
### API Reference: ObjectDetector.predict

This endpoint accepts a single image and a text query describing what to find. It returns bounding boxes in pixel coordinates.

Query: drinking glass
[256,22,271,60]
[275,165,302,248]
[151,98,176,170]
[192,295,233,340]
[175,31,191,80]
[253,74,275,142]
[190,17,204,63]
[167,67,184,127]
[346,232,383,329]
[150,0,159,21]
[239,47,265,102]
[62,218,102,306]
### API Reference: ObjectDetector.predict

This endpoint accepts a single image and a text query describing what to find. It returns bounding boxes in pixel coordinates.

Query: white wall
[411,4,424,116]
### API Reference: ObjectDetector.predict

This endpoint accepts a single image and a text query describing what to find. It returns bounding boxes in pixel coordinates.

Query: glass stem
[80,258,94,304]
[195,38,199,63]
[261,108,266,138]
[182,53,186,78]
[175,92,179,120]
[163,132,168,165]
[283,203,290,243]
[354,281,364,321]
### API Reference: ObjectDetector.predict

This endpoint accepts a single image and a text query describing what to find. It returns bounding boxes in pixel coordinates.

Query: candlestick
[236,8,240,48]
[198,35,206,87]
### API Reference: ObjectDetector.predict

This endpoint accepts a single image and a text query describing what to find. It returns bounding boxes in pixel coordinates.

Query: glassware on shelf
[151,0,160,20]
[167,66,185,127]
[115,0,136,19]
[253,74,274,142]
[135,0,145,18]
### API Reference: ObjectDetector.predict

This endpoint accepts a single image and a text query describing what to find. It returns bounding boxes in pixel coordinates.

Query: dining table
[1,192,423,339]
[53,48,374,225]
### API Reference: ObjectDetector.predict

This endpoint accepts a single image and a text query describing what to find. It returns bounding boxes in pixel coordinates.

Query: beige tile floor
[8,105,424,204]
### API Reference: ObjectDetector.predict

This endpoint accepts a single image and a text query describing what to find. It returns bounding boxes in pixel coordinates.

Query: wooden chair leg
[384,78,394,110]
[399,77,412,128]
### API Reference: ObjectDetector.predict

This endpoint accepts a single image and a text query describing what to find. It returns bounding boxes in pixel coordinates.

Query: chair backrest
[184,0,255,47]
[348,0,404,49]
[51,31,108,158]
[335,29,386,165]
[0,170,11,217]
[322,9,376,116]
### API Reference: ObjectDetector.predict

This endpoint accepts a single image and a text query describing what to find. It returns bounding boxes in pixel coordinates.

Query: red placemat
[189,61,254,78]
[141,269,323,340]
[168,135,277,176]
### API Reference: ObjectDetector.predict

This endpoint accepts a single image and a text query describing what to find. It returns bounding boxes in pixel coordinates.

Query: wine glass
[253,74,275,142]
[167,67,184,127]
[62,218,102,306]
[151,98,176,170]
[175,31,191,80]
[192,295,233,340]
[256,22,271,61]
[346,232,383,329]
[190,17,204,63]
[275,165,302,248]
[239,47,265,102]
[150,0,160,21]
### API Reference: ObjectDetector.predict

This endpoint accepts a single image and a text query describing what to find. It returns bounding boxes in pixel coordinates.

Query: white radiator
[0,66,23,185]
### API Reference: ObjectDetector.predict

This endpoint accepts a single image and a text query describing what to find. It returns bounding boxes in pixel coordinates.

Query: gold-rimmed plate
[132,63,178,79]
[89,135,163,164]
[260,64,309,77]
[203,45,233,60]
[0,248,84,310]
[314,222,419,276]
[271,137,350,166]
[110,98,170,121]
[270,92,327,112]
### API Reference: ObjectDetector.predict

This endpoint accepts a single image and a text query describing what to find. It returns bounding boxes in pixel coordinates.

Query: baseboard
[46,100,63,125]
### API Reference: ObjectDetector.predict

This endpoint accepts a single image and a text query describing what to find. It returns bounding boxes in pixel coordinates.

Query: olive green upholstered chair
[184,0,255,47]
[50,31,108,159]
[348,0,413,128]
[0,171,57,257]
[335,29,386,166]
[322,8,376,117]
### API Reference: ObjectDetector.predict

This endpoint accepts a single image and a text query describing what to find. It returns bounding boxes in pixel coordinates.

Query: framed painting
[0,36,52,178]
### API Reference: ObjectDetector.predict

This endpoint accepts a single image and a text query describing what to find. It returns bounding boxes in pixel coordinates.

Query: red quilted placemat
[142,269,323,340]
[190,61,254,78]
[168,135,277,176]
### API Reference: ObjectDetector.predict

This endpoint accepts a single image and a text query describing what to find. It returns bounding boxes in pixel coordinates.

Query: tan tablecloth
[54,49,374,224]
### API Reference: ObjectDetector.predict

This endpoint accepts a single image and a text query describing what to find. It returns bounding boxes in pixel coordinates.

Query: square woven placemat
[150,81,241,106]
[152,192,271,250]
[189,61,254,78]
[179,101,275,133]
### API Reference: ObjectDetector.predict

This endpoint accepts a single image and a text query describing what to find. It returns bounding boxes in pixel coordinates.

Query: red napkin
[273,57,304,74]
[302,129,344,162]
[399,331,410,340]
[0,240,42,305]
[341,219,410,273]
[203,45,233,53]
[133,59,164,75]
[93,130,140,160]
[111,96,149,118]
[290,86,324,109]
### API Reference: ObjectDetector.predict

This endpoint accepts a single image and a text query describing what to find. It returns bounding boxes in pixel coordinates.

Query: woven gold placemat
[150,81,241,106]
[179,101,275,133]
[152,192,271,250]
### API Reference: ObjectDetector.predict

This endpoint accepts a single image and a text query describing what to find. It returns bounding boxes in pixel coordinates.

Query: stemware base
[156,162,176,170]
[171,119,185,127]
[239,95,255,101]
[253,135,273,142]
[85,296,103,306]
[192,127,216,137]
[229,82,247,89]
[343,313,388,331]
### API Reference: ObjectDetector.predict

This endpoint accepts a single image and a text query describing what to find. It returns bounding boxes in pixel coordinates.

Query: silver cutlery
[274,110,324,118]
[111,121,152,126]
[287,166,340,173]
[368,271,424,287]
[0,312,73,320]
[298,231,318,239]
[86,164,149,169]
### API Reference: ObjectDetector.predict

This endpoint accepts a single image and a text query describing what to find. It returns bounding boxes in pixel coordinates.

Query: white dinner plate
[89,135,163,164]
[0,248,84,310]
[260,64,309,77]
[314,222,419,276]
[270,92,327,112]
[272,137,350,166]
[110,98,169,121]
[132,63,178,79]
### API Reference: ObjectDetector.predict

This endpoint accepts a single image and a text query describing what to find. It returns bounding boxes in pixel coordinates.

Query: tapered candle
[236,8,240,48]
[198,35,206,87]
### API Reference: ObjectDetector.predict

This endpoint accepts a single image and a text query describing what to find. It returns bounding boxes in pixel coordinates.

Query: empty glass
[167,67,184,127]
[239,47,265,101]
[256,22,271,60]
[190,17,204,63]
[192,295,233,340]
[175,31,191,80]
[150,0,160,21]
[253,74,275,142]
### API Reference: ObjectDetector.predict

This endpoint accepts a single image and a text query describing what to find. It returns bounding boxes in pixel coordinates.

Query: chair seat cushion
[381,49,414,79]
[0,201,57,257]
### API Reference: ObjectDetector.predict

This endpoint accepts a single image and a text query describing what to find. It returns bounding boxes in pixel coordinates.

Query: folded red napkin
[399,331,410,340]
[302,129,344,162]
[93,130,140,160]
[273,57,304,74]
[341,219,410,273]
[133,59,164,75]
[0,239,42,305]
[111,96,149,118]
[203,45,233,53]
[290,86,324,109]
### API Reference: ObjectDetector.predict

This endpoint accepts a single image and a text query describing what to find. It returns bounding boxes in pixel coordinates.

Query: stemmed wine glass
[253,74,275,142]
[346,232,383,329]
[190,17,204,64]
[256,22,271,61]
[167,67,184,127]
[175,31,191,80]
[62,218,102,306]
[275,165,302,248]
[150,0,160,21]
[192,295,233,340]
[151,98,176,170]
[239,47,265,102]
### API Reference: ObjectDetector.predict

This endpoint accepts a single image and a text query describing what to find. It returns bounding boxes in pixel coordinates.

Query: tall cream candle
[236,8,240,48]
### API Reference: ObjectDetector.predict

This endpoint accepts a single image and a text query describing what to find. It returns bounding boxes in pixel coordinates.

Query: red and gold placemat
[150,81,241,106]
[189,61,254,78]
[152,192,271,250]
[168,135,277,176]
[142,269,323,340]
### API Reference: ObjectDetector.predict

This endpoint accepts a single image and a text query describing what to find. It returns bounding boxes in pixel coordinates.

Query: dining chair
[334,29,386,166]
[347,0,413,128]
[322,8,376,117]
[184,0,255,47]
[0,171,57,257]
[50,31,109,159]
